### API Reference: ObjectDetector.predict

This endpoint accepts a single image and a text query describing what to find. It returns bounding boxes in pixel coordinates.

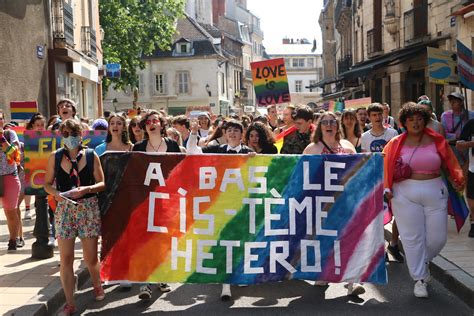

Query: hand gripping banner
[99,153,387,285]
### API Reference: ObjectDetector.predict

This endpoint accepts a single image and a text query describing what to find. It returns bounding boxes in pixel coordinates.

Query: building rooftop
[266,43,320,56]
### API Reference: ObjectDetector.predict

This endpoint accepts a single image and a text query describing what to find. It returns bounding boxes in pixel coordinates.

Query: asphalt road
[60,263,473,315]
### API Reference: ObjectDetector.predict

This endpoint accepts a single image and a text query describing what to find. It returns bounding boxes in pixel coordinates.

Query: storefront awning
[341,45,427,79]
[451,3,474,16]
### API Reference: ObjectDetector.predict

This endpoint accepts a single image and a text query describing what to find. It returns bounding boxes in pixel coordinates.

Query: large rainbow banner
[100,152,387,285]
[251,58,291,106]
[24,130,106,195]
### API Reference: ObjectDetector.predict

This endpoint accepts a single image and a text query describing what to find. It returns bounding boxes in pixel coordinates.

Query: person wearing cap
[91,118,108,131]
[418,99,444,135]
[441,92,474,166]
[197,112,211,140]
[56,99,90,131]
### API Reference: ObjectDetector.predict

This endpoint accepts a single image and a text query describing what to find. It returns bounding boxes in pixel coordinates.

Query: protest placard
[24,130,106,195]
[251,58,291,106]
[100,153,387,285]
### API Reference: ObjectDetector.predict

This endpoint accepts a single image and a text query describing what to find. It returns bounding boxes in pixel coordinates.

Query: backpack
[54,147,95,184]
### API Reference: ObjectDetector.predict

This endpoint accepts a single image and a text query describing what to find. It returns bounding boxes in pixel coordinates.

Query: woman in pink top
[383,103,464,299]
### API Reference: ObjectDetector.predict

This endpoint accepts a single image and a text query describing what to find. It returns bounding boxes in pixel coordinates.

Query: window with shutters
[155,73,166,94]
[295,80,302,92]
[177,71,189,94]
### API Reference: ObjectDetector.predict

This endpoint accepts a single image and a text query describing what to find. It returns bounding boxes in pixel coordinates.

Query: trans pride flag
[100,153,387,285]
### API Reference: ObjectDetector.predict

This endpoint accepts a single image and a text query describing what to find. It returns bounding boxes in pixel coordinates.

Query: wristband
[5,144,15,155]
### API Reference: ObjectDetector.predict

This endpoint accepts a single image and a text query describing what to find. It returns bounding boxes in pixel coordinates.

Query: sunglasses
[130,122,139,128]
[145,119,161,125]
[320,119,337,126]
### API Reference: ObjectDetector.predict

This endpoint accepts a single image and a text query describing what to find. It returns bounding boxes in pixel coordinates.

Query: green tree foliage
[100,0,185,93]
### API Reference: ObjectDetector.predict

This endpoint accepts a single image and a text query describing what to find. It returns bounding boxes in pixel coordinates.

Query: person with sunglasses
[303,112,356,155]
[128,116,144,144]
[132,110,180,299]
[303,112,363,296]
[43,119,106,315]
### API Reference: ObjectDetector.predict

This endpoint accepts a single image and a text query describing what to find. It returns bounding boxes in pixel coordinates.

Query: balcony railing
[52,0,74,47]
[338,54,352,74]
[367,28,383,56]
[335,0,352,27]
[81,26,97,59]
[404,3,428,44]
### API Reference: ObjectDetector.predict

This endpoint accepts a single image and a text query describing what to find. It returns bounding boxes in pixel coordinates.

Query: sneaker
[314,281,329,286]
[138,284,152,300]
[16,238,25,248]
[7,240,16,251]
[58,303,77,316]
[48,236,57,247]
[414,280,428,298]
[24,209,31,220]
[387,244,404,263]
[347,283,365,296]
[221,284,231,301]
[469,224,474,238]
[158,283,171,293]
[119,281,132,290]
[93,285,105,301]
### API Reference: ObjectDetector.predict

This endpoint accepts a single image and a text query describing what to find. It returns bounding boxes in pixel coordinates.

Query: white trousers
[391,177,448,281]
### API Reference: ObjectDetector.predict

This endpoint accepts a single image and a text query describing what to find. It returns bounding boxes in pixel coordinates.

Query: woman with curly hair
[383,102,464,298]
[245,122,278,154]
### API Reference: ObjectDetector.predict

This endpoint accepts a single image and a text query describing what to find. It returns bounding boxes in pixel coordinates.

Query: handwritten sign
[251,58,291,106]
[24,130,106,195]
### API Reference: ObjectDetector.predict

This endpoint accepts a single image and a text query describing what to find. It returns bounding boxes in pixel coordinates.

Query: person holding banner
[245,122,278,154]
[187,118,254,300]
[132,110,180,299]
[43,119,106,314]
[95,113,133,156]
[303,111,356,155]
[303,111,364,296]
[0,111,22,251]
[128,116,144,144]
[383,103,464,298]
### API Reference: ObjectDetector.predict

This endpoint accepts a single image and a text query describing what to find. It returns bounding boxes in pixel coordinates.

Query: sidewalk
[1,205,473,315]
[385,218,474,308]
[0,204,88,316]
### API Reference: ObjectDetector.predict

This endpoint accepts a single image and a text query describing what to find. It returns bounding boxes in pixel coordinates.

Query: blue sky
[247,0,324,53]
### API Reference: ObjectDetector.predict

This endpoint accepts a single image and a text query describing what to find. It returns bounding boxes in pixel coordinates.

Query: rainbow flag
[11,126,25,143]
[443,173,470,232]
[274,125,297,153]
[344,97,372,110]
[100,153,387,285]
[10,101,38,120]
[251,58,290,106]
[328,101,344,112]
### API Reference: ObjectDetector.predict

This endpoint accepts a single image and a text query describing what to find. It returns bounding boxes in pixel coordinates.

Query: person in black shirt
[245,122,278,154]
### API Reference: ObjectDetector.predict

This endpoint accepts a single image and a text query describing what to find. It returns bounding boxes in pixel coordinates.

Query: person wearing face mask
[44,119,106,315]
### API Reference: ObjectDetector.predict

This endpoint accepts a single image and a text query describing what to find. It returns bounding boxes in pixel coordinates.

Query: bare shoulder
[340,139,356,153]
[303,143,323,155]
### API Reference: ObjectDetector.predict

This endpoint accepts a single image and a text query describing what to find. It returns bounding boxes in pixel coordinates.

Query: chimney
[291,38,294,44]
[212,0,225,26]
[282,38,290,44]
